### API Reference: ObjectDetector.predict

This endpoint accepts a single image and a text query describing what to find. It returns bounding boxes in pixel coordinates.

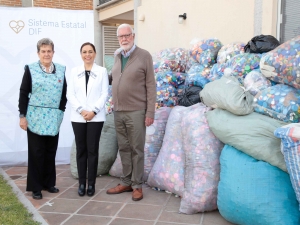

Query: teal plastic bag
[218,145,300,225]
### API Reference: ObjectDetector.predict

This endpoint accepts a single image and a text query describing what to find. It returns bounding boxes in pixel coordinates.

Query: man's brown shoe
[132,188,143,201]
[106,184,133,194]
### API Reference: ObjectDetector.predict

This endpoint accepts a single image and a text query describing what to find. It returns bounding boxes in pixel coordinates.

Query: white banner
[0,7,94,166]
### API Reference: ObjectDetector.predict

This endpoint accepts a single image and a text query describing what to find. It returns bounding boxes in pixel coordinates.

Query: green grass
[0,175,40,225]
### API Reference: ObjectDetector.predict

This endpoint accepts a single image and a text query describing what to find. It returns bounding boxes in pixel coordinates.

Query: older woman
[18,38,67,200]
[67,42,108,197]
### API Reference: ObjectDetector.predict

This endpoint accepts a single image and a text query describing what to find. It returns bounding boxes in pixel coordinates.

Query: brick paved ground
[2,165,234,225]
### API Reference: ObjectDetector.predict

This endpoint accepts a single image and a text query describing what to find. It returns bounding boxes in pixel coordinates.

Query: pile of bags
[70,35,300,224]
[201,35,300,224]
[147,103,224,214]
[153,39,225,109]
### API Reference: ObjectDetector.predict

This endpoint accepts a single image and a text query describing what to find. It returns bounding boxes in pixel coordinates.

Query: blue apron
[26,62,65,136]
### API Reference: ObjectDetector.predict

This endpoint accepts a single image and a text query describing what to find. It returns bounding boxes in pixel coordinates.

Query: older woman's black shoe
[32,191,43,200]
[47,187,59,193]
[78,184,86,196]
[87,185,95,197]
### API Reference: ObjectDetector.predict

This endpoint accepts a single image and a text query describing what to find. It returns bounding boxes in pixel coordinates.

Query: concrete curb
[0,167,48,225]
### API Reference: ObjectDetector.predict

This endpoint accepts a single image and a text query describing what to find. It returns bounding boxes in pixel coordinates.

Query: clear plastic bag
[109,151,123,177]
[155,71,186,88]
[225,53,261,84]
[260,36,300,89]
[156,84,178,109]
[143,107,172,181]
[189,38,223,67]
[217,42,246,64]
[152,48,188,73]
[179,103,223,214]
[147,106,189,196]
[207,63,226,81]
[184,63,211,88]
[244,70,271,96]
[253,84,300,123]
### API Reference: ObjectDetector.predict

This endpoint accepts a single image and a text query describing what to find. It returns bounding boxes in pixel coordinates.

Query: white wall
[137,0,278,54]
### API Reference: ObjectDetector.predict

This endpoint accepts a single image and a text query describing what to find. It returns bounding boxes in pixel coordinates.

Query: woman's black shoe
[78,184,86,196]
[47,187,59,193]
[32,191,43,200]
[87,185,95,196]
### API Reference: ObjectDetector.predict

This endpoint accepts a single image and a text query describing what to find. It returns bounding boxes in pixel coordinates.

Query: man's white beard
[121,44,133,52]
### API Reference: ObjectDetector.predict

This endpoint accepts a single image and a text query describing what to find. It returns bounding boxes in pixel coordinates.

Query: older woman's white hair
[37,38,54,52]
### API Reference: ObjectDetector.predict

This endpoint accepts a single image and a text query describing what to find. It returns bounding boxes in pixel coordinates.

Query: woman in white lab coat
[67,42,108,197]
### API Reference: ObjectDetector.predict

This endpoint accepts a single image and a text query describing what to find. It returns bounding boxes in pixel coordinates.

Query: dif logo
[9,20,25,34]
[9,20,41,35]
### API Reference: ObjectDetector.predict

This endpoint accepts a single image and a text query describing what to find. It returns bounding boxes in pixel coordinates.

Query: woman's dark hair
[80,42,96,53]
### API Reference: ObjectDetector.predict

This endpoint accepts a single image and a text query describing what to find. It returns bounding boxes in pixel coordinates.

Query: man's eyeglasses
[117,33,132,40]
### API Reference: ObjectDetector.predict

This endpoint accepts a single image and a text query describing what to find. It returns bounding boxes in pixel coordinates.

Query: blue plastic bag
[218,145,300,225]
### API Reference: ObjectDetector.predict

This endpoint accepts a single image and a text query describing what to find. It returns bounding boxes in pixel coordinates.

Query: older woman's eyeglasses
[117,33,132,40]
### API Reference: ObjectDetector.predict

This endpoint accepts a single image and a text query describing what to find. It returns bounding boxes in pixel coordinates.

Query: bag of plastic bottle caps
[153,60,161,73]
[207,63,226,81]
[217,42,246,64]
[244,70,272,96]
[155,71,187,88]
[179,103,223,214]
[190,38,223,67]
[105,85,114,114]
[184,63,211,88]
[218,145,300,225]
[253,84,300,123]
[156,84,178,109]
[225,53,261,84]
[275,123,300,211]
[152,48,188,73]
[147,106,190,196]
[260,36,300,89]
[143,107,172,181]
[185,56,198,72]
[109,152,123,177]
